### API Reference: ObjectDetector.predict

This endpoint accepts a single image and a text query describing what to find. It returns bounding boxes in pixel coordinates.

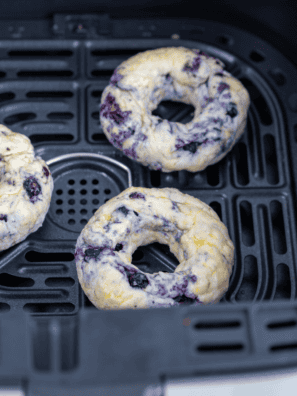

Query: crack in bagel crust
[75,187,234,310]
[99,47,250,173]
[0,125,54,252]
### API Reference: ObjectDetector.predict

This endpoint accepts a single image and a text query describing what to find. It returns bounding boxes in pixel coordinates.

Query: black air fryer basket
[1,5,297,396]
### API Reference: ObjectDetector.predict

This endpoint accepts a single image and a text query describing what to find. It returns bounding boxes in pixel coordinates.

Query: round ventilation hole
[49,168,121,233]
[216,34,233,46]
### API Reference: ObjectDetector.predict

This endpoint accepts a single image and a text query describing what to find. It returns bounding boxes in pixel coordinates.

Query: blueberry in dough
[173,295,196,304]
[129,192,146,200]
[23,177,41,203]
[84,247,104,261]
[117,206,129,216]
[110,69,124,87]
[183,56,201,73]
[133,211,139,217]
[114,243,123,251]
[100,93,132,125]
[127,272,149,289]
[0,214,7,222]
[226,102,238,118]
[218,82,230,94]
[43,166,49,178]
[197,50,210,58]
[182,141,202,154]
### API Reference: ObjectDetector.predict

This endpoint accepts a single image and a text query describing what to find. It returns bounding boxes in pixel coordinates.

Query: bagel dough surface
[0,125,54,251]
[100,47,250,172]
[75,187,234,310]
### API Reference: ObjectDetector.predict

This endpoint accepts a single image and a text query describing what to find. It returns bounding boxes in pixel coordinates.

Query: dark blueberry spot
[74,247,84,262]
[129,192,146,200]
[110,70,124,87]
[215,72,224,77]
[84,247,104,261]
[128,127,135,135]
[100,93,131,126]
[198,50,210,58]
[6,147,10,151]
[23,177,41,203]
[172,202,179,211]
[183,56,201,73]
[123,146,138,160]
[205,78,209,88]
[128,272,149,289]
[182,141,202,154]
[226,102,238,118]
[173,295,196,304]
[114,243,123,252]
[213,128,221,132]
[165,73,171,80]
[43,166,50,178]
[218,82,230,94]
[133,211,139,217]
[103,223,111,232]
[117,206,129,216]
[0,214,7,222]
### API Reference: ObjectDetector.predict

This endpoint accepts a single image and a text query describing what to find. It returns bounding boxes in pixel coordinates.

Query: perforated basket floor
[1,14,297,394]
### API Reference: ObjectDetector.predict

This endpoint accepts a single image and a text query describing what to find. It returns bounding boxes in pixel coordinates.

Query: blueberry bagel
[75,187,234,310]
[99,47,250,172]
[0,125,54,251]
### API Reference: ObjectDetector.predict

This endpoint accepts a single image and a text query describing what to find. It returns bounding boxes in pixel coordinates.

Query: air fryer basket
[1,14,297,395]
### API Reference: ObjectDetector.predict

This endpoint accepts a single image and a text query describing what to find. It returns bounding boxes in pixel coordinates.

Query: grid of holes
[55,178,112,227]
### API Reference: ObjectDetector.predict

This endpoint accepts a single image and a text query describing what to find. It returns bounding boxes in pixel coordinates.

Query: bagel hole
[132,243,178,274]
[152,100,195,124]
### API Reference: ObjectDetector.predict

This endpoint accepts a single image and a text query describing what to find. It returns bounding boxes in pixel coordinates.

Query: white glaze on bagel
[75,187,234,310]
[99,47,250,172]
[0,125,54,251]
